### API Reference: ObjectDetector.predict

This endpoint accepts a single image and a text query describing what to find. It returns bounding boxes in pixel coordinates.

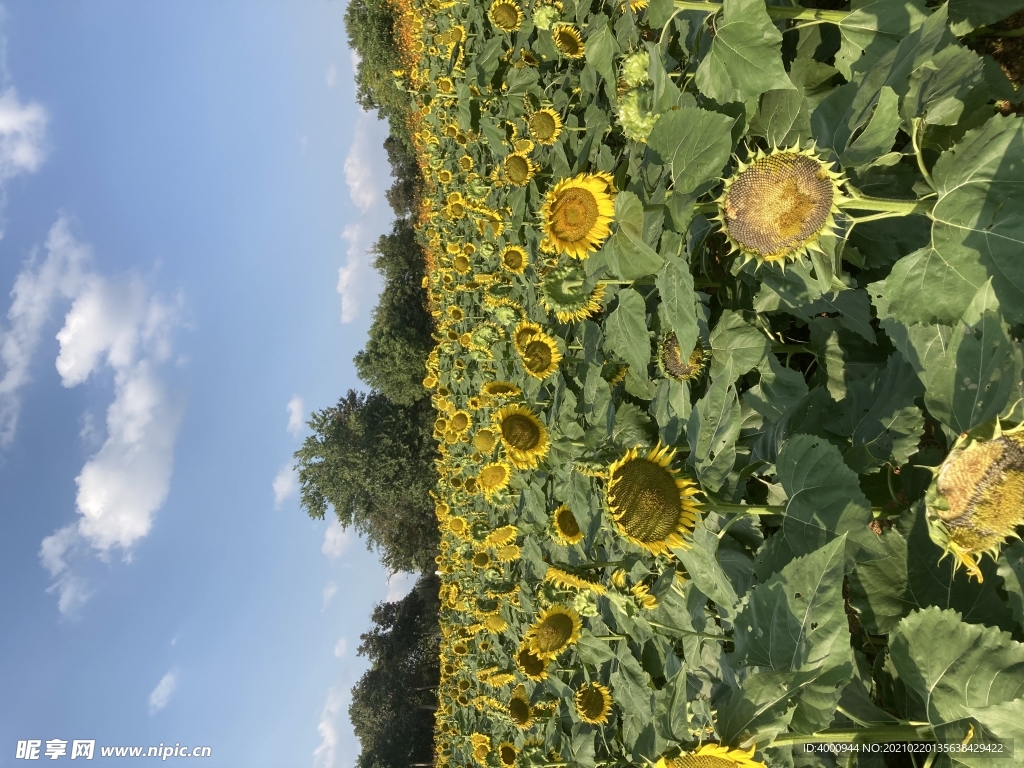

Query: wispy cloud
[148,670,178,715]
[325,63,337,89]
[312,685,345,768]
[321,520,350,560]
[322,581,338,611]
[385,572,416,602]
[343,112,385,212]
[336,225,363,324]
[286,395,304,436]
[333,636,347,659]
[273,463,297,509]
[28,217,185,615]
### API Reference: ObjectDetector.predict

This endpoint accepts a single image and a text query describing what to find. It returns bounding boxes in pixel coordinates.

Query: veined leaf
[716,668,814,747]
[710,310,768,380]
[647,107,735,194]
[584,16,618,86]
[656,255,698,363]
[947,0,1024,35]
[605,288,651,392]
[606,192,665,279]
[833,0,930,79]
[686,374,741,493]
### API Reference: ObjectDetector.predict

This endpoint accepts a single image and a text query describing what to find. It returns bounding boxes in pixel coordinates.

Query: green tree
[294,390,438,572]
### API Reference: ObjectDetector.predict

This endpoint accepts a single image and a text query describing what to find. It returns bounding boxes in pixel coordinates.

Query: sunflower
[926,419,1024,583]
[606,443,701,557]
[529,108,563,145]
[508,685,533,728]
[659,333,709,381]
[513,320,544,351]
[485,524,518,547]
[623,0,649,9]
[447,516,470,537]
[449,410,472,433]
[541,172,616,259]
[552,503,584,545]
[518,330,562,379]
[574,682,613,725]
[552,24,584,59]
[544,565,606,594]
[482,380,522,400]
[473,428,498,453]
[515,646,550,681]
[459,155,474,173]
[472,550,491,568]
[436,77,454,94]
[482,613,509,633]
[496,543,521,562]
[630,583,659,609]
[478,462,513,498]
[655,744,765,768]
[502,152,536,187]
[523,604,582,659]
[453,254,472,274]
[498,742,518,767]
[437,168,453,185]
[500,245,529,274]
[540,265,606,322]
[716,145,843,264]
[489,0,523,31]
[495,405,550,469]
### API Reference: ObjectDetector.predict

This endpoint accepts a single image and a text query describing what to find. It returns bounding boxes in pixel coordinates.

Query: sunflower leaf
[656,255,698,367]
[686,374,741,493]
[584,15,619,87]
[709,310,767,380]
[646,107,736,194]
[606,192,664,279]
[997,541,1024,635]
[716,668,812,746]
[604,288,651,393]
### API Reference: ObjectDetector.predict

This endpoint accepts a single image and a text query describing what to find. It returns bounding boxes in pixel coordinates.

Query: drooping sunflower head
[716,145,843,264]
[481,380,522,401]
[529,108,563,145]
[507,686,532,728]
[552,24,584,58]
[498,743,518,767]
[488,0,523,31]
[659,333,709,381]
[504,152,536,186]
[500,245,529,274]
[524,604,582,659]
[607,443,701,558]
[551,503,584,545]
[541,172,616,259]
[495,404,550,469]
[518,329,562,379]
[516,645,549,681]
[926,420,1024,582]
[477,462,513,498]
[574,682,613,724]
[655,744,765,768]
[540,264,606,322]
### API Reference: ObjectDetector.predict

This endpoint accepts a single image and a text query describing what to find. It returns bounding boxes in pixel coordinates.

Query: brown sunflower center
[450,412,469,431]
[505,154,531,184]
[502,414,541,450]
[437,78,453,93]
[491,2,520,29]
[534,614,574,653]
[576,686,608,718]
[555,506,581,538]
[473,551,490,567]
[668,757,738,768]
[530,111,557,141]
[500,745,517,766]
[508,697,531,725]
[549,187,599,244]
[554,28,582,56]
[661,334,705,380]
[724,153,834,258]
[523,339,555,373]
[517,647,546,676]
[453,254,470,272]
[610,458,683,543]
[503,248,526,270]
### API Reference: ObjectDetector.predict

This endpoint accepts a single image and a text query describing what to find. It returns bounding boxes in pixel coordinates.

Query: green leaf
[889,607,1024,733]
[915,281,1022,434]
[834,0,930,79]
[656,256,698,368]
[750,86,803,148]
[709,310,768,380]
[810,319,888,401]
[605,192,665,280]
[846,528,915,635]
[742,355,809,424]
[575,629,617,665]
[947,0,1024,35]
[672,523,740,623]
[903,43,987,126]
[826,351,925,474]
[604,288,651,391]
[885,115,1024,325]
[646,107,736,194]
[997,541,1024,635]
[686,374,741,493]
[733,536,848,672]
[841,86,900,167]
[755,435,873,578]
[693,0,794,105]
[584,16,619,86]
[716,669,812,747]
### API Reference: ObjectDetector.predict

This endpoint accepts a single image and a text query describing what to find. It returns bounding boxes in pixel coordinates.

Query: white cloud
[344,111,386,212]
[148,670,178,715]
[322,581,338,611]
[312,685,344,768]
[0,88,47,179]
[0,217,90,447]
[286,395,304,436]
[39,524,92,616]
[325,63,337,89]
[349,50,361,75]
[273,463,297,509]
[336,224,363,324]
[321,521,350,560]
[385,571,416,602]
[333,636,347,659]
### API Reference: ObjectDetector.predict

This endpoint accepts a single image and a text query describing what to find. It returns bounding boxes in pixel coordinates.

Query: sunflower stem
[837,194,934,217]
[771,725,936,746]
[591,634,626,641]
[911,118,937,192]
[672,0,852,24]
[646,620,731,641]
[771,343,812,354]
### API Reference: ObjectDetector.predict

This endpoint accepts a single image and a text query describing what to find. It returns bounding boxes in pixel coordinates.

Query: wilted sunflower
[540,265,606,322]
[551,503,585,545]
[523,604,582,659]
[716,145,843,264]
[541,172,616,259]
[489,0,523,31]
[659,333,709,381]
[552,24,584,58]
[655,744,765,768]
[926,419,1024,582]
[574,682,613,724]
[495,405,550,469]
[507,685,533,728]
[478,462,513,498]
[607,443,701,557]
[500,245,528,274]
[504,152,537,186]
[518,330,562,379]
[515,646,549,681]
[529,108,563,144]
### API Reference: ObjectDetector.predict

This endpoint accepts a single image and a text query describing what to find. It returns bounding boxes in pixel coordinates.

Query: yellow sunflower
[574,682,613,724]
[716,144,843,264]
[498,742,518,767]
[524,604,582,659]
[515,329,562,379]
[508,685,533,728]
[540,264,606,322]
[655,744,765,768]
[500,245,529,274]
[544,565,606,594]
[473,427,498,453]
[515,646,550,681]
[449,410,472,433]
[488,0,523,31]
[552,24,584,59]
[552,503,585,545]
[482,380,522,400]
[606,443,701,557]
[494,405,550,469]
[529,108,563,145]
[477,461,513,498]
[541,172,616,258]
[504,152,537,186]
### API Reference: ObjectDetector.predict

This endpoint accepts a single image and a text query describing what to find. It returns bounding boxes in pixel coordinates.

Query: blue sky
[0,2,409,766]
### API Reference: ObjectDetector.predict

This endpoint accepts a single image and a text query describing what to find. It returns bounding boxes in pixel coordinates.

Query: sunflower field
[383,0,1024,764]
